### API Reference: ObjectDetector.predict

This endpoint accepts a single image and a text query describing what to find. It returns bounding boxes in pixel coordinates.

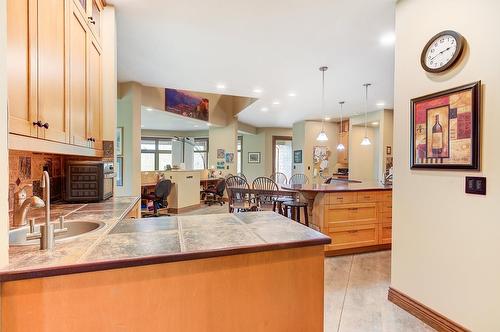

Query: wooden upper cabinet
[69,3,89,147]
[35,0,69,143]
[7,0,36,137]
[73,0,102,42]
[88,36,103,150]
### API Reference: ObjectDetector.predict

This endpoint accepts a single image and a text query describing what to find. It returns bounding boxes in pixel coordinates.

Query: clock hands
[430,46,452,61]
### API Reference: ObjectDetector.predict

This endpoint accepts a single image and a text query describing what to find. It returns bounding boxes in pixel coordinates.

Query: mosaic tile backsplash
[8,150,101,227]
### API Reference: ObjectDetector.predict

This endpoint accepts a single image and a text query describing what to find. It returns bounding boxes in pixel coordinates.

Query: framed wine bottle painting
[410,81,480,170]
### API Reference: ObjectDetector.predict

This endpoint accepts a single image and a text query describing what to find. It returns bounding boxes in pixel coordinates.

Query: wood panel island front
[283,181,392,256]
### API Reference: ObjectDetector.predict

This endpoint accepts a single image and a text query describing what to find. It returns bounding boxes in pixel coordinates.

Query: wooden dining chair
[289,173,309,185]
[226,176,253,212]
[237,173,247,183]
[270,172,288,186]
[252,177,279,210]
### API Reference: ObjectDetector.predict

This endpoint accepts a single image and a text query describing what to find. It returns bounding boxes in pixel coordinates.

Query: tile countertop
[282,181,392,193]
[0,211,330,282]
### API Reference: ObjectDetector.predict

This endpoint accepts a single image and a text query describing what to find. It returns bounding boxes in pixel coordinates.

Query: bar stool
[273,197,293,215]
[283,201,309,227]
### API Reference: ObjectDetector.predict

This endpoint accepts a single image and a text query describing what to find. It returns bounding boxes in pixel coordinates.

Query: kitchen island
[1,210,330,332]
[283,181,392,256]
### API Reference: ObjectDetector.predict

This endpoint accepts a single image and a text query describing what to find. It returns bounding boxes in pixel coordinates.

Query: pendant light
[360,83,372,146]
[336,101,346,151]
[316,66,329,141]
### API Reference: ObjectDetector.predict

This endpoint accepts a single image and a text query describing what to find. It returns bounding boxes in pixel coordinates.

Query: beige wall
[208,120,238,175]
[349,126,378,181]
[117,83,142,197]
[393,1,500,330]
[292,121,339,183]
[0,0,8,267]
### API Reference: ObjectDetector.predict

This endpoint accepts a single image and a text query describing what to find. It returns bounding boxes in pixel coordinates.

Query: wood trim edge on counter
[324,244,391,257]
[388,287,470,332]
[9,133,103,157]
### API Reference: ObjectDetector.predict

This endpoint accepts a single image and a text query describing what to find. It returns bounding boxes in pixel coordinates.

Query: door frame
[272,136,293,175]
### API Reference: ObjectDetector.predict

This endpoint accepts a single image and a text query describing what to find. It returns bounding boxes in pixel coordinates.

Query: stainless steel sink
[9,221,105,246]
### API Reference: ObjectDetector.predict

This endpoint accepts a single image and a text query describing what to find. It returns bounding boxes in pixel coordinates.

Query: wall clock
[420,30,465,73]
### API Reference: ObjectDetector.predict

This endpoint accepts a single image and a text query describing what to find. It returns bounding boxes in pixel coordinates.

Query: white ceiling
[141,107,210,131]
[109,0,395,128]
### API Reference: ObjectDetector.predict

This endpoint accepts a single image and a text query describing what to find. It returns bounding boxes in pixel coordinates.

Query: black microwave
[65,161,115,202]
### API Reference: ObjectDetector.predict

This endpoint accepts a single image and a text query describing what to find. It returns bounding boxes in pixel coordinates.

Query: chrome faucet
[13,196,45,227]
[26,171,67,250]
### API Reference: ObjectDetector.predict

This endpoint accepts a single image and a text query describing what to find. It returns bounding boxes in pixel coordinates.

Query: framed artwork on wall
[248,152,261,164]
[116,156,123,187]
[116,127,123,156]
[217,149,225,159]
[293,150,302,164]
[225,152,234,163]
[410,81,480,170]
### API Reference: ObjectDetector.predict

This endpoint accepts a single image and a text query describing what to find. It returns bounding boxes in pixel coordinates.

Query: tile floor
[177,205,435,332]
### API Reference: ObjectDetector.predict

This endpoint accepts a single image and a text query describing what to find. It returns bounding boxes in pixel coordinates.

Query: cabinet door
[88,36,103,150]
[89,0,102,41]
[68,3,89,147]
[36,0,69,143]
[7,0,37,137]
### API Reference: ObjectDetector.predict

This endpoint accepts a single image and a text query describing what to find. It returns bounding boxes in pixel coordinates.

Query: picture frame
[293,150,302,164]
[410,81,480,170]
[116,156,123,187]
[386,146,392,156]
[217,148,225,159]
[116,127,124,156]
[225,152,234,163]
[248,152,261,164]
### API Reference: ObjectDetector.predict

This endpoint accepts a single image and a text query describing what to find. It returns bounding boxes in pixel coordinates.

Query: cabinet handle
[42,122,49,129]
[33,120,42,127]
[88,16,96,25]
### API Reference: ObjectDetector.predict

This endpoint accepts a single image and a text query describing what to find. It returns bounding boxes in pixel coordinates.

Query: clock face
[421,30,465,73]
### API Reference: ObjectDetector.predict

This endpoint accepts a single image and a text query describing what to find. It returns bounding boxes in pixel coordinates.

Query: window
[193,138,208,170]
[237,136,243,174]
[141,138,173,171]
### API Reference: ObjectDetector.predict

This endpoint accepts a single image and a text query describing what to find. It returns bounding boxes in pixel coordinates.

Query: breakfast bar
[1,209,330,332]
[283,181,392,256]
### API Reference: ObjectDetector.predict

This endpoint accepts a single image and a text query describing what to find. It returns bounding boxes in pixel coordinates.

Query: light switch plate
[465,176,486,195]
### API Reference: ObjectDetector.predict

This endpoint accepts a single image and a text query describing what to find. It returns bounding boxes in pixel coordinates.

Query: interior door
[273,136,293,180]
[69,3,89,147]
[35,0,69,143]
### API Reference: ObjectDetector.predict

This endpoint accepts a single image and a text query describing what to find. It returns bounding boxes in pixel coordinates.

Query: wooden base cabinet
[322,190,392,255]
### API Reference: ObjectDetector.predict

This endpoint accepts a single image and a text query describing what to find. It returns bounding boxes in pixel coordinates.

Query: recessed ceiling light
[193,125,200,128]
[216,84,226,90]
[372,122,379,126]
[145,107,153,112]
[324,117,331,121]
[272,100,280,105]
[288,92,297,97]
[253,88,263,94]
[376,102,385,107]
[261,107,269,112]
[380,32,396,46]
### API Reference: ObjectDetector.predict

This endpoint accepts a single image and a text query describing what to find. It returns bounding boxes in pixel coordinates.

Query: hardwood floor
[179,205,435,331]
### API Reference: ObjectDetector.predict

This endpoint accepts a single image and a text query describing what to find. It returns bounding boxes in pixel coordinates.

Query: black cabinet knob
[32,121,42,127]
[88,16,96,25]
[42,122,49,129]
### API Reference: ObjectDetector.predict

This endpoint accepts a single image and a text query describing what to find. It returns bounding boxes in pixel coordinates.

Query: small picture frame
[116,156,123,187]
[293,150,302,164]
[386,146,392,156]
[116,127,124,156]
[248,152,261,164]
[217,149,225,159]
[225,152,234,163]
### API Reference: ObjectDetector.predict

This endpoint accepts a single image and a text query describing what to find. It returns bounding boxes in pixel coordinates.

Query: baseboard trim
[324,244,391,257]
[168,204,201,214]
[388,287,470,332]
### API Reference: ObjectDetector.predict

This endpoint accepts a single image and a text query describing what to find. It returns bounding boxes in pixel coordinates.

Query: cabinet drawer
[325,203,377,227]
[379,191,392,202]
[379,223,392,244]
[326,224,379,251]
[328,192,357,205]
[357,191,379,203]
[378,201,392,213]
[379,211,392,223]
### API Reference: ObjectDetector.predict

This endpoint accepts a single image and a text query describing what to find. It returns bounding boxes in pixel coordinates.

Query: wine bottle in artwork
[432,114,443,156]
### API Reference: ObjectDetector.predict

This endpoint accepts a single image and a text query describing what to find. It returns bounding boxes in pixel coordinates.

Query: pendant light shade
[337,101,346,151]
[317,66,328,141]
[361,83,372,146]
